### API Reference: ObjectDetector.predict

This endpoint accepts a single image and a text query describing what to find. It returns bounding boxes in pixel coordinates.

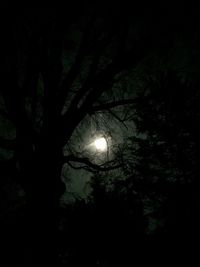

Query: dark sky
[1,5,200,266]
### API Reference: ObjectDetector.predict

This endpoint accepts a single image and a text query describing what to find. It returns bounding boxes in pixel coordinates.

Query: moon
[94,137,107,151]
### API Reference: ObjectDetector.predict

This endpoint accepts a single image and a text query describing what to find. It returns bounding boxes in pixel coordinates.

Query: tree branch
[60,28,149,145]
[107,109,129,129]
[91,99,136,112]
[57,13,96,113]
[64,155,122,172]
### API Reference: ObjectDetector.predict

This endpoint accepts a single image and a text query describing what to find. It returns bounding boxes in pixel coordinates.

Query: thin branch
[60,32,148,145]
[91,99,136,112]
[57,13,96,112]
[107,109,128,129]
[64,155,122,172]
[61,31,113,115]
[60,61,127,145]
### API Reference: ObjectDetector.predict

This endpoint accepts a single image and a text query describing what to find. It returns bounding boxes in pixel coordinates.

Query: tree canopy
[0,5,200,266]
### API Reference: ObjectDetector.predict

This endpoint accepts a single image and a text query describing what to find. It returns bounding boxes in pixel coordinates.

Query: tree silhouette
[0,5,152,265]
[115,70,200,265]
[1,5,200,266]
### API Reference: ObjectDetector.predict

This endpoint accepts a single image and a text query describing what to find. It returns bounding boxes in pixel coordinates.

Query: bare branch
[60,28,148,145]
[91,99,136,112]
[61,31,113,116]
[57,13,97,112]
[64,155,123,173]
[107,109,128,129]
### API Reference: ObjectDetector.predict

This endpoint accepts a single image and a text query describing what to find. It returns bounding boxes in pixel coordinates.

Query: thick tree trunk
[20,133,65,265]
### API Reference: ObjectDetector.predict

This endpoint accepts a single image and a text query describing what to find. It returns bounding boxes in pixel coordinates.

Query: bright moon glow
[94,137,107,151]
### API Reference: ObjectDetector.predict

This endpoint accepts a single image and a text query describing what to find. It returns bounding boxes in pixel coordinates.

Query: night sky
[0,4,200,266]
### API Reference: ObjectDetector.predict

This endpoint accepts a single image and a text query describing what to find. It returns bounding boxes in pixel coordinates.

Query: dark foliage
[0,5,200,267]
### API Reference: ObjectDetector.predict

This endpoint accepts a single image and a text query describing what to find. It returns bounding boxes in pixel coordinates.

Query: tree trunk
[20,132,65,265]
